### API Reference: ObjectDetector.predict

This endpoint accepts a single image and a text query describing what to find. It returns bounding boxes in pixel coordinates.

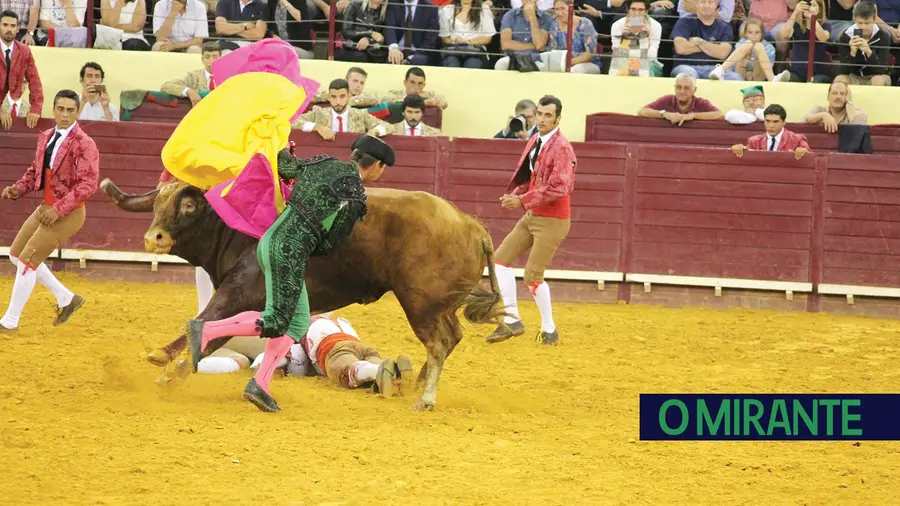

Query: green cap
[741,85,765,98]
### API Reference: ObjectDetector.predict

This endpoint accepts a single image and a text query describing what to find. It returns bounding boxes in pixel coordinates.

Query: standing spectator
[99,0,151,51]
[801,81,868,131]
[160,40,222,106]
[495,0,556,70]
[637,72,725,124]
[732,104,810,158]
[77,62,119,122]
[725,84,767,124]
[37,0,87,45]
[390,94,441,136]
[495,98,537,139]
[337,0,389,63]
[152,0,209,53]
[268,0,314,58]
[439,0,495,69]
[385,0,440,65]
[709,18,791,81]
[1,9,42,128]
[0,0,38,44]
[777,0,832,83]
[541,0,601,73]
[313,66,379,107]
[609,0,664,77]
[670,0,737,79]
[215,0,269,51]
[383,67,448,109]
[834,0,891,86]
[828,0,856,42]
[678,0,734,22]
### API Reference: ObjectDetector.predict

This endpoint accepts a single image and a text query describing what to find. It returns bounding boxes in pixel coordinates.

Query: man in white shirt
[291,78,389,140]
[390,94,440,136]
[725,84,766,125]
[77,62,118,122]
[152,0,209,53]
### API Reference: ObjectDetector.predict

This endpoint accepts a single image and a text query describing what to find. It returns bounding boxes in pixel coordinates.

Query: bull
[101,178,505,410]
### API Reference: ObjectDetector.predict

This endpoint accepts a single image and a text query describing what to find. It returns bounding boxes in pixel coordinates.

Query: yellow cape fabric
[160,71,306,213]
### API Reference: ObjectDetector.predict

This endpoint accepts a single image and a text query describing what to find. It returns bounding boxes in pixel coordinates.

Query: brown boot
[485,320,525,344]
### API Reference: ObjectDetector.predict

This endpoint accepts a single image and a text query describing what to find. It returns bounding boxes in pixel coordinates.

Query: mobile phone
[628,16,645,26]
[853,28,863,37]
[93,84,107,95]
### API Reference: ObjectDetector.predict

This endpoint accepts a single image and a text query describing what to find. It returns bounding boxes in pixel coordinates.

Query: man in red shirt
[0,90,99,333]
[486,95,575,346]
[637,73,724,125]
[732,103,811,159]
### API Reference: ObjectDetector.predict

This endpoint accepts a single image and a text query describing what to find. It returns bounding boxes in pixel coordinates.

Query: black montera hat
[351,135,396,167]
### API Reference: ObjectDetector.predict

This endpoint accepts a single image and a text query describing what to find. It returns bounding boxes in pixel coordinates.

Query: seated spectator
[313,66,378,107]
[747,0,791,39]
[732,104,810,159]
[608,0,663,77]
[99,0,151,51]
[541,0,601,73]
[510,0,554,8]
[801,81,868,132]
[337,0,389,63]
[709,18,790,81]
[37,0,87,45]
[495,0,556,70]
[268,0,314,58]
[383,67,448,109]
[777,0,832,83]
[78,62,119,122]
[215,0,269,51]
[828,0,856,42]
[160,40,222,106]
[385,0,440,65]
[390,95,441,136]
[835,0,891,86]
[637,72,724,125]
[494,98,537,138]
[292,78,390,139]
[2,0,38,44]
[0,9,43,129]
[152,0,208,53]
[725,84,766,124]
[670,0,737,79]
[439,0,495,69]
[678,0,734,22]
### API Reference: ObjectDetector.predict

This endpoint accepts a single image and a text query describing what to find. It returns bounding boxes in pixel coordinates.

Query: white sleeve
[649,19,662,59]
[286,344,311,377]
[375,124,387,136]
[39,0,50,21]
[724,110,757,125]
[301,121,317,132]
[755,108,765,121]
[110,104,121,122]
[438,7,450,38]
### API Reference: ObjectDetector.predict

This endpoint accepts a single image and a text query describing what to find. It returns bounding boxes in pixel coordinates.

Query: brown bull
[101,178,505,410]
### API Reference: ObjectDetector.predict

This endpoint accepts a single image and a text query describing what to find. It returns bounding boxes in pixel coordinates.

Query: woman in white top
[100,0,151,50]
[439,0,496,69]
[37,0,88,44]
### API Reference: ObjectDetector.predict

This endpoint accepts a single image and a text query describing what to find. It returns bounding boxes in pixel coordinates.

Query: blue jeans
[442,55,486,69]
[671,64,743,80]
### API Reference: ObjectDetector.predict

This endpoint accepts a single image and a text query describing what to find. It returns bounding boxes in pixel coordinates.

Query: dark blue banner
[639,394,900,440]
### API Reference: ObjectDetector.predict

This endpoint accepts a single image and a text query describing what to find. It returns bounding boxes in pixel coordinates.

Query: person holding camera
[495,98,537,139]
[77,62,119,122]
[609,0,663,77]
[776,0,832,84]
[834,0,891,86]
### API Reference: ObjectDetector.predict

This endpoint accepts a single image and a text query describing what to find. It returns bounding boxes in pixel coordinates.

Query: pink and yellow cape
[160,39,320,238]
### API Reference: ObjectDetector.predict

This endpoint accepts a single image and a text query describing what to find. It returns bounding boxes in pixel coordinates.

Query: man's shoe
[54,294,85,326]
[485,320,526,344]
[536,330,559,345]
[394,355,414,395]
[186,319,205,372]
[0,325,17,335]
[243,378,281,413]
[374,358,396,397]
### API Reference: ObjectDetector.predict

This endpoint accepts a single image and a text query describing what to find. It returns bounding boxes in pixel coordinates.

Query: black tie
[44,131,61,170]
[405,5,413,49]
[4,49,10,95]
[530,137,542,171]
[769,136,776,151]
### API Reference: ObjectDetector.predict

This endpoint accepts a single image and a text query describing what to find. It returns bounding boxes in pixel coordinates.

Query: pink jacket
[507,130,577,218]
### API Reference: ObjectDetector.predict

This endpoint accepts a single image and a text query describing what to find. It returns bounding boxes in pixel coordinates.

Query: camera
[509,115,528,133]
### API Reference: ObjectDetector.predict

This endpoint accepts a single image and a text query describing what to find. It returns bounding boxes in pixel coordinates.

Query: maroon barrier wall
[5,120,900,311]
[584,113,900,155]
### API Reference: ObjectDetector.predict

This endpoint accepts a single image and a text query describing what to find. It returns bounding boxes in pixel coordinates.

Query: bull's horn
[101,178,159,213]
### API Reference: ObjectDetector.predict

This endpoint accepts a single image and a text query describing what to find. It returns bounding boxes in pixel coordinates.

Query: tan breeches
[324,341,382,388]
[494,212,570,283]
[208,336,269,369]
[10,205,86,266]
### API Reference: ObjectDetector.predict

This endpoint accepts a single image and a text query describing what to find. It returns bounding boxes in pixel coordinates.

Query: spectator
[0,0,38,44]
[153,0,209,53]
[383,66,448,109]
[670,0,737,79]
[709,18,790,81]
[495,0,556,70]
[313,66,378,107]
[337,0,389,63]
[78,62,119,122]
[747,0,791,38]
[835,0,891,86]
[732,104,810,158]
[439,0,495,69]
[542,0,601,73]
[99,0,151,51]
[801,81,868,132]
[828,0,856,42]
[268,0,314,58]
[495,98,537,138]
[292,78,389,139]
[510,0,553,8]
[725,84,766,124]
[678,0,734,22]
[384,0,440,65]
[0,9,42,128]
[390,94,441,136]
[37,0,87,45]
[609,0,663,77]
[215,0,269,51]
[160,40,222,106]
[637,72,725,124]
[777,0,832,83]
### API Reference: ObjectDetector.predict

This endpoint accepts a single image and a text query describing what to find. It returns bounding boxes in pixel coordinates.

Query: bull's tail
[459,233,507,326]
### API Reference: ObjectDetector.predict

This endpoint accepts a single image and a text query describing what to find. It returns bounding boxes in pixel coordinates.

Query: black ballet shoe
[243,378,282,413]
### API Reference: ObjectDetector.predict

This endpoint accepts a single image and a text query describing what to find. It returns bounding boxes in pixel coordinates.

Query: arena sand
[1,274,899,505]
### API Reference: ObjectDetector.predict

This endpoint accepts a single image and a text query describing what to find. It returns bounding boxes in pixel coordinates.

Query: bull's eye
[181,198,197,214]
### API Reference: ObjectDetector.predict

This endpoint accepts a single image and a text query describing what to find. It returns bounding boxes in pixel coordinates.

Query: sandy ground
[1,274,900,505]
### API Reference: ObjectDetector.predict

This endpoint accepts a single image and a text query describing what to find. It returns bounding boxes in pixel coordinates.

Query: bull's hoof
[147,349,172,367]
[187,319,204,373]
[243,378,281,413]
[412,398,435,411]
[154,359,192,387]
